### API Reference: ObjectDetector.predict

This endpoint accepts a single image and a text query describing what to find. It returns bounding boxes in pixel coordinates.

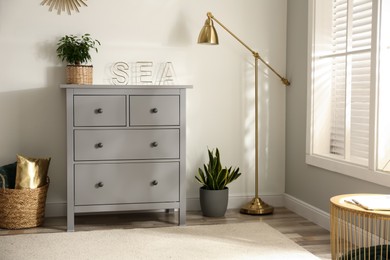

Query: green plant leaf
[56,33,101,65]
[195,168,209,189]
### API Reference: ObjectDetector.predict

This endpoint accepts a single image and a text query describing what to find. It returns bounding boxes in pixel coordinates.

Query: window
[307,0,390,186]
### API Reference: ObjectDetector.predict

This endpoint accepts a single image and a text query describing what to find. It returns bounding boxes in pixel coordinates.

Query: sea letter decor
[111,61,176,86]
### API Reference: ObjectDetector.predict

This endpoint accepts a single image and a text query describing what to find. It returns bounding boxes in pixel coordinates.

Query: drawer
[74,162,179,206]
[130,95,179,126]
[74,95,126,127]
[74,129,179,161]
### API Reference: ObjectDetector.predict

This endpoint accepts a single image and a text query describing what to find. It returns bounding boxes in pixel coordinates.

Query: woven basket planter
[66,65,93,84]
[0,175,49,229]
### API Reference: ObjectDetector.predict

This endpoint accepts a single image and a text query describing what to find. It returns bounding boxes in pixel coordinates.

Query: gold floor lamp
[198,12,290,215]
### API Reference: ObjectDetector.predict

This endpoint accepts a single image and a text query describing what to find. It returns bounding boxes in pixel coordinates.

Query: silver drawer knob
[152,180,158,186]
[151,141,158,147]
[96,182,104,188]
[151,108,158,113]
[95,142,104,148]
[95,108,103,114]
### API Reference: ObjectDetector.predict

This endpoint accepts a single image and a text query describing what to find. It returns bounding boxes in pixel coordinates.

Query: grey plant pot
[199,187,229,217]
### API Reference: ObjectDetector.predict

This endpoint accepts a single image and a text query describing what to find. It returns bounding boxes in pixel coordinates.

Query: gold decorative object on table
[41,0,88,15]
[197,12,290,215]
[330,194,390,260]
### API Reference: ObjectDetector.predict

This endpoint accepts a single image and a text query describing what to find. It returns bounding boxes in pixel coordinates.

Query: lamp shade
[197,18,219,45]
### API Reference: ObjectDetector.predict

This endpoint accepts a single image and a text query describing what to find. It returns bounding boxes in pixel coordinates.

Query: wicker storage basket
[0,174,49,229]
[66,65,93,85]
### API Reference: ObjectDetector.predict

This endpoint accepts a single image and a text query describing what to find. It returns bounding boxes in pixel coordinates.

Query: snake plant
[195,148,242,190]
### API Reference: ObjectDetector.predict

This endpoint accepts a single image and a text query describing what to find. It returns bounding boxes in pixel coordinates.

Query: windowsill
[306,154,390,188]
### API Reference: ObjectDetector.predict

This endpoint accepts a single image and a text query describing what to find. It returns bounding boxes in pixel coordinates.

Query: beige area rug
[0,222,319,260]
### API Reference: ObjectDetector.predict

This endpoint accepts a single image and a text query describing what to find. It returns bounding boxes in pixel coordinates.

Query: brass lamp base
[240,197,274,215]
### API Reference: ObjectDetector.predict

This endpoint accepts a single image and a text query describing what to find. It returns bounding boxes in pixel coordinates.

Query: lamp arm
[255,53,290,86]
[207,12,290,86]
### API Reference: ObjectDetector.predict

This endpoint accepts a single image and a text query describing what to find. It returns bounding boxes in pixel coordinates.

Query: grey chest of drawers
[61,85,191,232]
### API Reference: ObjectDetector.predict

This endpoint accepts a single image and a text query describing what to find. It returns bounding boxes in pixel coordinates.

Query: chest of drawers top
[60,84,192,90]
[60,85,192,98]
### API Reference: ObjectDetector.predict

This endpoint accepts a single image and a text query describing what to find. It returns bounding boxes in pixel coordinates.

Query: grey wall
[285,0,390,213]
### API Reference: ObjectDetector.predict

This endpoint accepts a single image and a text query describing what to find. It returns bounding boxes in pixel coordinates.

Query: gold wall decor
[41,0,87,15]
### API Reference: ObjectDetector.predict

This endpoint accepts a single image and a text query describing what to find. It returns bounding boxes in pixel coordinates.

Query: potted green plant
[195,148,242,217]
[56,33,100,84]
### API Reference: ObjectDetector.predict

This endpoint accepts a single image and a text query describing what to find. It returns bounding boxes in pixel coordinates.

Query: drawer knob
[96,182,104,188]
[150,108,158,113]
[95,142,104,148]
[151,141,158,147]
[95,108,103,114]
[152,180,158,186]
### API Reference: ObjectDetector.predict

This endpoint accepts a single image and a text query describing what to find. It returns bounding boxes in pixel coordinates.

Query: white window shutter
[330,0,372,165]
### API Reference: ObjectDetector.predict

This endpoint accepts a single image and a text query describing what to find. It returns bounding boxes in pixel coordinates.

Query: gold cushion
[15,155,51,189]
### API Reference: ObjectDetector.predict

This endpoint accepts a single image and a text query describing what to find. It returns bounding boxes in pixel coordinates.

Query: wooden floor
[0,207,331,259]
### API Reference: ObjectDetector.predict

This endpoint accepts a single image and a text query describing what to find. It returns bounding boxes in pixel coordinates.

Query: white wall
[0,0,287,215]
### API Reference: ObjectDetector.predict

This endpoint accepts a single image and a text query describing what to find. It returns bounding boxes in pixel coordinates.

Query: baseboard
[45,194,285,217]
[284,193,330,231]
[46,194,330,231]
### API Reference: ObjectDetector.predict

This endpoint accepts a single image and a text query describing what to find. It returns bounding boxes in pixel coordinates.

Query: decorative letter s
[111,62,129,85]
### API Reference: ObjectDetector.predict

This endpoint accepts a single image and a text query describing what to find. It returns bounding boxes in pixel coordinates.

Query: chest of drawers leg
[62,86,190,232]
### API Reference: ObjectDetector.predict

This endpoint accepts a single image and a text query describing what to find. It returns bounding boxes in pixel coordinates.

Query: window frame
[306,0,390,187]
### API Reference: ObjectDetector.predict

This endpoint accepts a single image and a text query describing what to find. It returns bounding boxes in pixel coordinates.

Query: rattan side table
[330,194,390,260]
